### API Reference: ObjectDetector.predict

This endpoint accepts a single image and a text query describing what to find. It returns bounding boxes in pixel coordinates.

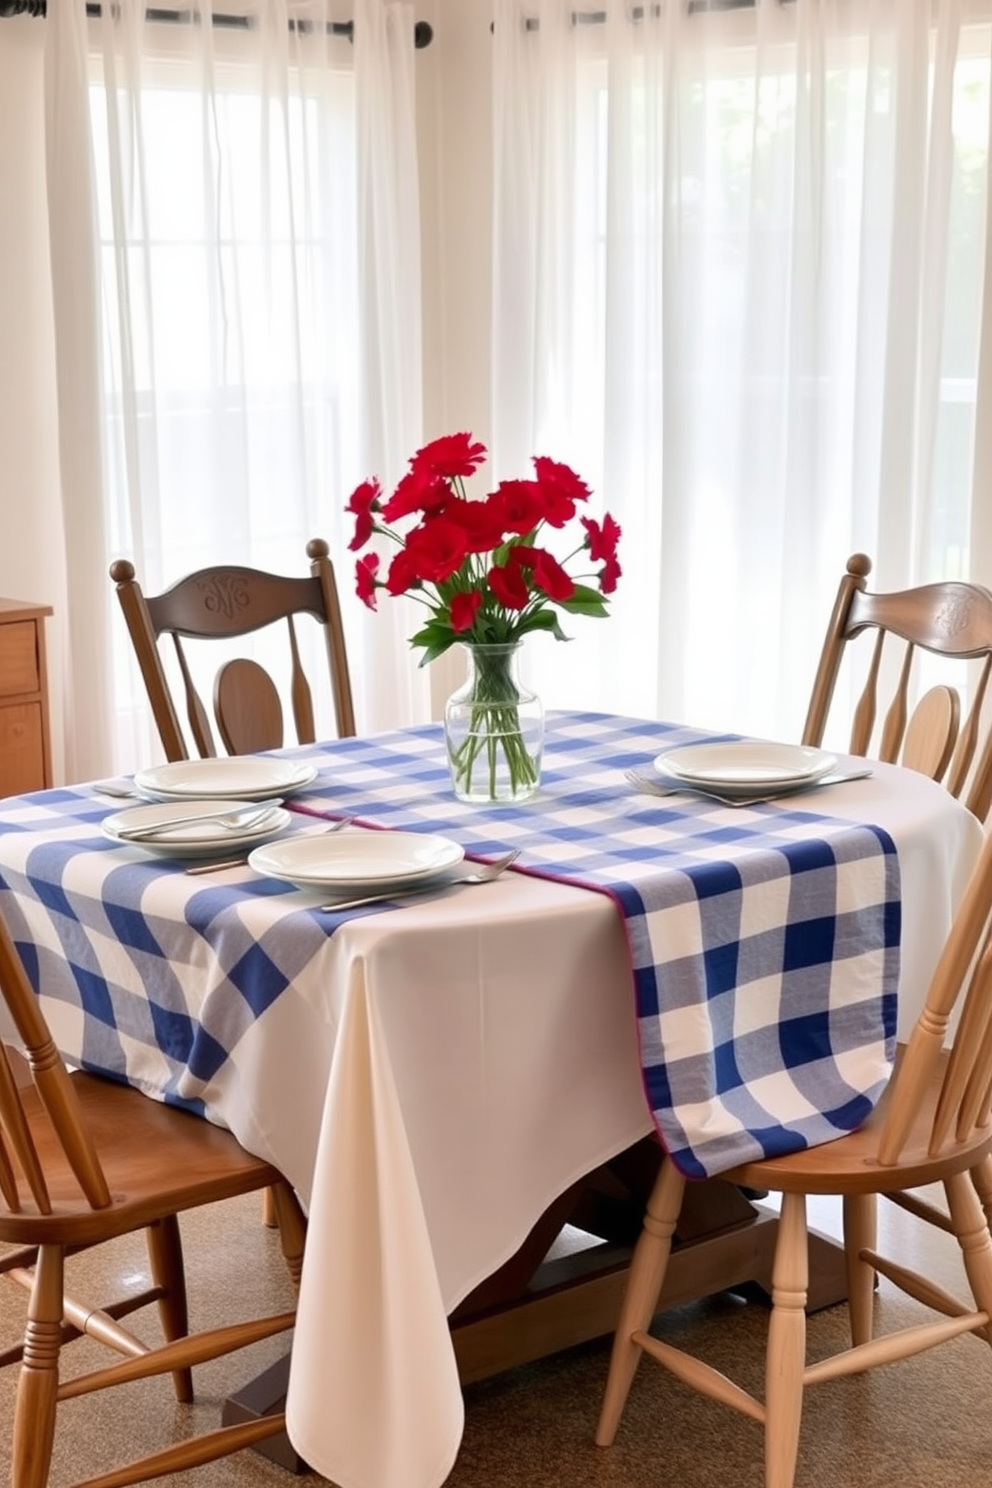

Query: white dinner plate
[133,757,318,802]
[248,831,465,891]
[102,801,292,858]
[654,741,837,795]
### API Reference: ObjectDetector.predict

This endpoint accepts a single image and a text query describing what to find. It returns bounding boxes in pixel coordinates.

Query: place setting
[246,832,521,911]
[625,740,873,808]
[96,754,323,863]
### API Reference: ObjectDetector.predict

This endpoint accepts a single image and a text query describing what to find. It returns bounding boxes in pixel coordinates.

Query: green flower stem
[445,644,542,802]
[449,701,539,799]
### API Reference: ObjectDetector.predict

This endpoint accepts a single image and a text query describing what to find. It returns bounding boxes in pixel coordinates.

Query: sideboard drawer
[0,621,40,697]
[0,599,53,796]
[0,702,46,796]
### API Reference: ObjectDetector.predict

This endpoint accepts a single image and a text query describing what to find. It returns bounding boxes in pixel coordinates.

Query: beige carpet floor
[2,1190,991,1488]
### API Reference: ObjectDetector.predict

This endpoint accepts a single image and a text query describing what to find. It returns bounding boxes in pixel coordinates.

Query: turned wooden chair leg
[970,1153,992,1236]
[596,1158,686,1446]
[764,1191,808,1488]
[269,1181,307,1290]
[946,1170,992,1343]
[262,1187,278,1228]
[145,1214,194,1401]
[843,1192,877,1346]
[13,1244,63,1488]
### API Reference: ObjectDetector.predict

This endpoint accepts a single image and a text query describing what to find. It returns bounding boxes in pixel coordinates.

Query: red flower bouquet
[347,431,621,660]
[346,432,621,801]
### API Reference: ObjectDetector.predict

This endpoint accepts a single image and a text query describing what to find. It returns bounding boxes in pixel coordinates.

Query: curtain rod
[0,1,434,46]
[519,0,790,24]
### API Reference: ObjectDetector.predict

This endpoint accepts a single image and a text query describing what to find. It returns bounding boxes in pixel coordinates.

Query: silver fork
[185,816,355,874]
[318,848,522,913]
[116,799,285,841]
[623,765,873,809]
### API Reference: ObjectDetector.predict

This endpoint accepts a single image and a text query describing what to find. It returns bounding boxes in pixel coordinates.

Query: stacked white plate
[102,800,292,859]
[653,741,837,801]
[248,831,464,894]
[133,757,318,803]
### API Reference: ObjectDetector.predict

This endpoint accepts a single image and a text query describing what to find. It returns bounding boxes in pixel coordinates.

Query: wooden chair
[109,537,356,760]
[0,905,308,1488]
[596,822,992,1488]
[802,552,992,819]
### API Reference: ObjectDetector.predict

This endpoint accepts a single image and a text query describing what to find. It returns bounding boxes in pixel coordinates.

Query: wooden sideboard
[0,599,53,798]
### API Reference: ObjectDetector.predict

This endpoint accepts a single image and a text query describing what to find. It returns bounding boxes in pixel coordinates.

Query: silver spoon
[317,848,521,913]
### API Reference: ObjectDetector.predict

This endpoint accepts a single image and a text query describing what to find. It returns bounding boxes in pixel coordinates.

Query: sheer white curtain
[492,0,992,743]
[44,0,426,781]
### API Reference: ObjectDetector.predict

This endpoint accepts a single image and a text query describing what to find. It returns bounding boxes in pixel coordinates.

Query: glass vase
[444,642,544,804]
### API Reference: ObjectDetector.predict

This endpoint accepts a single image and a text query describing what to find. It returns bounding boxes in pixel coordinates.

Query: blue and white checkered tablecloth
[0,711,899,1180]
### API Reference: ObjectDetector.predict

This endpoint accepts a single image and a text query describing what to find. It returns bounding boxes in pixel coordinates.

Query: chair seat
[0,1071,278,1247]
[728,1049,992,1196]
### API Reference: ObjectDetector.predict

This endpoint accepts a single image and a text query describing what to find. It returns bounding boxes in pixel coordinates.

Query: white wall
[0,16,66,781]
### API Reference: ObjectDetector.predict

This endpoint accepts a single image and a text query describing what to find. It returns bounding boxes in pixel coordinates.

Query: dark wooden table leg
[225,1135,850,1469]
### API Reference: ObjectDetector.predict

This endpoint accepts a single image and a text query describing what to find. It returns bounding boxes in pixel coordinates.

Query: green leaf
[519,610,571,642]
[416,637,457,666]
[559,583,609,618]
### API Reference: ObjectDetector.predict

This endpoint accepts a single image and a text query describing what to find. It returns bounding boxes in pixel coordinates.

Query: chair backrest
[0,910,111,1217]
[110,538,355,762]
[802,553,992,820]
[878,822,992,1167]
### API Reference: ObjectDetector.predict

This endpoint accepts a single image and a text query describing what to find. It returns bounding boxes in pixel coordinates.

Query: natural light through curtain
[45,0,426,778]
[492,0,992,744]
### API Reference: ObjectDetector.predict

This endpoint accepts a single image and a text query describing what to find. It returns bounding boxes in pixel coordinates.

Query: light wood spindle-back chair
[0,905,307,1488]
[596,821,992,1488]
[109,537,355,762]
[109,538,354,1229]
[802,552,992,819]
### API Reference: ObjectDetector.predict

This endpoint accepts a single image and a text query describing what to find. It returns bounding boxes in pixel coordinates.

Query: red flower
[581,512,621,564]
[385,547,420,596]
[450,590,483,632]
[532,457,591,527]
[405,518,470,583]
[346,477,381,551]
[410,432,487,480]
[381,468,450,523]
[529,548,575,602]
[488,560,531,610]
[494,479,543,537]
[444,495,508,553]
[599,552,622,594]
[355,552,380,610]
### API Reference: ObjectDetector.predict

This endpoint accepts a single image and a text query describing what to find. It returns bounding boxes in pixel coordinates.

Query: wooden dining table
[0,711,982,1488]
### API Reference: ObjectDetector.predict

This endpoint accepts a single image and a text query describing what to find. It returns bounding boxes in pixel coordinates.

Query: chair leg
[843,1193,876,1346]
[764,1191,808,1488]
[269,1181,307,1290]
[145,1214,193,1402]
[946,1169,992,1342]
[596,1157,686,1447]
[262,1187,278,1228]
[970,1153,992,1235]
[13,1243,62,1488]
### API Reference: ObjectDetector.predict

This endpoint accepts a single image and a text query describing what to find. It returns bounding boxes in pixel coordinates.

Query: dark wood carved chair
[597,821,992,1487]
[109,536,355,760]
[802,552,992,819]
[0,903,307,1488]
